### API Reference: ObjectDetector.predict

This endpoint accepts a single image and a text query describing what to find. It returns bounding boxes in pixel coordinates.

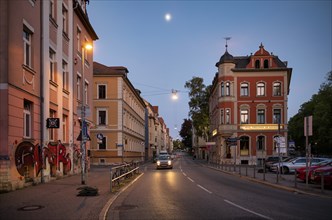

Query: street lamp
[80,42,92,185]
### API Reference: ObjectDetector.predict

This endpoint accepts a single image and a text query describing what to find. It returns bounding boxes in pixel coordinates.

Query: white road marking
[183,172,187,176]
[224,199,273,220]
[187,177,195,182]
[197,184,212,194]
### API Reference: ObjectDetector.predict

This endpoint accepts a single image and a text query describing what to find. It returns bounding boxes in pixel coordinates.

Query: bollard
[263,166,266,181]
[253,167,256,179]
[321,172,324,193]
[110,168,113,192]
[239,166,241,176]
[246,166,248,176]
[294,171,297,188]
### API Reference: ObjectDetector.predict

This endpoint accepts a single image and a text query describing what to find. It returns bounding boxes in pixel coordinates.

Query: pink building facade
[0,0,97,191]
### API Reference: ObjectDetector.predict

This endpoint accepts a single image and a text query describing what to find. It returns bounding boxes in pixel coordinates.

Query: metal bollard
[239,166,241,176]
[246,166,248,176]
[253,167,256,179]
[321,172,324,193]
[110,168,113,192]
[294,171,297,188]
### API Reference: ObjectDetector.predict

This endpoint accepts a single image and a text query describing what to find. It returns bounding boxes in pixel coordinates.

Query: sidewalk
[0,166,114,220]
[201,160,332,198]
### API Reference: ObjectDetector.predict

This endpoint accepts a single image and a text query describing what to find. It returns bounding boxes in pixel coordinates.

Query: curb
[99,173,144,220]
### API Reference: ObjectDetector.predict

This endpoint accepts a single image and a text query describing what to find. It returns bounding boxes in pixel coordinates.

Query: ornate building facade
[209,44,292,165]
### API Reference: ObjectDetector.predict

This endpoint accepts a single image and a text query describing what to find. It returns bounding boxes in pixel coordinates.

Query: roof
[93,62,128,76]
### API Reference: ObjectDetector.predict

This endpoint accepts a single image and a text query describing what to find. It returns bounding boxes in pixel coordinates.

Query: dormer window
[255,60,260,68]
[264,59,269,68]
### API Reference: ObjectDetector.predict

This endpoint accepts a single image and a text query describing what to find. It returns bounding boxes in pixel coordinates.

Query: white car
[271,157,328,174]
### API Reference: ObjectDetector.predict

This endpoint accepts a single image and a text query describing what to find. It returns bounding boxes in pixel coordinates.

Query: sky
[87,0,332,139]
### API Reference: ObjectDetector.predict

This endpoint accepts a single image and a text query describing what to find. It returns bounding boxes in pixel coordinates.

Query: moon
[165,13,172,22]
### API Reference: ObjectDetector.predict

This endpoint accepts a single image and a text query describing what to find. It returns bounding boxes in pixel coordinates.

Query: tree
[179,118,192,150]
[184,77,211,140]
[288,71,332,156]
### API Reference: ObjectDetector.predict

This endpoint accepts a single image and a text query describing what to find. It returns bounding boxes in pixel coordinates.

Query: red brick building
[209,43,292,165]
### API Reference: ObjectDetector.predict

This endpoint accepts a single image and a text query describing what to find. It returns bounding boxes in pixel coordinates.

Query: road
[107,156,332,220]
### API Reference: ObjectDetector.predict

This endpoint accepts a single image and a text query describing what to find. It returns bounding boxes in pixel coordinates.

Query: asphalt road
[107,156,332,220]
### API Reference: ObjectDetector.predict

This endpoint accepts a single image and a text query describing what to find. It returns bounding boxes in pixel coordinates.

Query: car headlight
[157,161,160,166]
[168,160,172,165]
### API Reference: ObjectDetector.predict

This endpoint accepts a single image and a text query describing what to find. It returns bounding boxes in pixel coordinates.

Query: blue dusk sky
[88,0,332,139]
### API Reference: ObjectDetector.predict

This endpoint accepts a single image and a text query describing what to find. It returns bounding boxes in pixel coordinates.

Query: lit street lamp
[80,42,92,185]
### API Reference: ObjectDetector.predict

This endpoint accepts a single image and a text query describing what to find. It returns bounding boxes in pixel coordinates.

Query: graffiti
[15,140,73,179]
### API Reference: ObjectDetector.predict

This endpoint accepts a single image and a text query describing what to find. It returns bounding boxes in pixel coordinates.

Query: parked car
[265,156,290,171]
[296,159,332,182]
[270,157,328,174]
[156,155,173,169]
[311,164,332,187]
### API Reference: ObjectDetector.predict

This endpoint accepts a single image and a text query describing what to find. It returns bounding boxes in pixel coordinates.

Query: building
[209,43,292,165]
[145,101,160,160]
[0,0,97,191]
[91,62,146,164]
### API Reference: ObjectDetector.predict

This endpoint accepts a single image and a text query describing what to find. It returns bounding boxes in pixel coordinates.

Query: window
[49,49,56,82]
[257,109,265,124]
[240,109,249,124]
[49,110,56,141]
[77,27,81,52]
[225,82,230,96]
[220,82,224,96]
[98,110,106,125]
[50,0,55,19]
[23,28,32,67]
[62,5,68,34]
[62,115,68,142]
[264,59,269,68]
[273,109,281,124]
[240,83,249,96]
[62,60,68,90]
[255,60,260,68]
[98,85,106,99]
[23,100,32,138]
[220,109,224,124]
[226,109,230,124]
[240,136,249,156]
[273,82,281,96]
[257,136,265,151]
[99,137,106,150]
[257,82,265,96]
[77,75,81,101]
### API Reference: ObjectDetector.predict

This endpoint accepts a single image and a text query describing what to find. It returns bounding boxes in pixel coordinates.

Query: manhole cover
[18,205,45,211]
[114,204,138,210]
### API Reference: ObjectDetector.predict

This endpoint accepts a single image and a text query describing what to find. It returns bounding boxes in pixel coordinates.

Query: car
[296,159,332,182]
[264,156,290,171]
[270,157,328,174]
[311,164,332,187]
[156,155,173,169]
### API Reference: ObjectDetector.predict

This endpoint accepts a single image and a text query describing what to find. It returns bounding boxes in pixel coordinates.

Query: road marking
[183,172,187,176]
[224,199,273,220]
[197,184,212,194]
[187,177,195,182]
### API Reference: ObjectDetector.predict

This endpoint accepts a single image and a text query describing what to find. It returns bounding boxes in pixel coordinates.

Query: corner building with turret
[209,44,292,165]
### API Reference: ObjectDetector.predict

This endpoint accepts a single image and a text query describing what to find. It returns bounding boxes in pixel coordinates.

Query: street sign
[46,118,60,128]
[97,133,104,140]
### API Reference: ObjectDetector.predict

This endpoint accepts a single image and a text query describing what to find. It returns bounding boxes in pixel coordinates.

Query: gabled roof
[93,62,128,76]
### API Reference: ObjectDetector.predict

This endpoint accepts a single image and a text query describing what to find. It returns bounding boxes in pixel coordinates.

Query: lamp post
[80,43,92,185]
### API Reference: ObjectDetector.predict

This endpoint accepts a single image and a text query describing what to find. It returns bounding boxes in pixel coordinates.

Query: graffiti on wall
[15,140,73,180]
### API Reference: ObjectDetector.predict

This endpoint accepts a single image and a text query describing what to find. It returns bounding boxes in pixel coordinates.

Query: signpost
[304,116,313,187]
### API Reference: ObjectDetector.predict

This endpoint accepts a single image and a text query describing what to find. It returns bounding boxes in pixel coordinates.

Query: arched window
[257,82,265,96]
[226,82,231,96]
[240,83,249,96]
[273,82,281,96]
[240,109,249,124]
[240,136,250,156]
[255,60,260,68]
[264,59,269,68]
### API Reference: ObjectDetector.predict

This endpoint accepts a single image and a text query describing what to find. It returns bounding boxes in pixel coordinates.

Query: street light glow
[84,43,93,50]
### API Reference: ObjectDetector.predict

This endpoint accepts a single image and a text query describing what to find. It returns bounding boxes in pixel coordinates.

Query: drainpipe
[40,0,45,183]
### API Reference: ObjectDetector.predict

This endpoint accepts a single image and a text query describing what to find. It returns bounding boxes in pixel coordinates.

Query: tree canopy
[288,71,332,156]
[184,77,211,140]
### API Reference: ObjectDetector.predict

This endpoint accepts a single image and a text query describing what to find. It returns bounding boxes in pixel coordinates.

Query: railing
[207,162,330,193]
[110,161,140,192]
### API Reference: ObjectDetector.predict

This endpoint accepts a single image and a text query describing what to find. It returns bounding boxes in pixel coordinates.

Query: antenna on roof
[224,37,231,51]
